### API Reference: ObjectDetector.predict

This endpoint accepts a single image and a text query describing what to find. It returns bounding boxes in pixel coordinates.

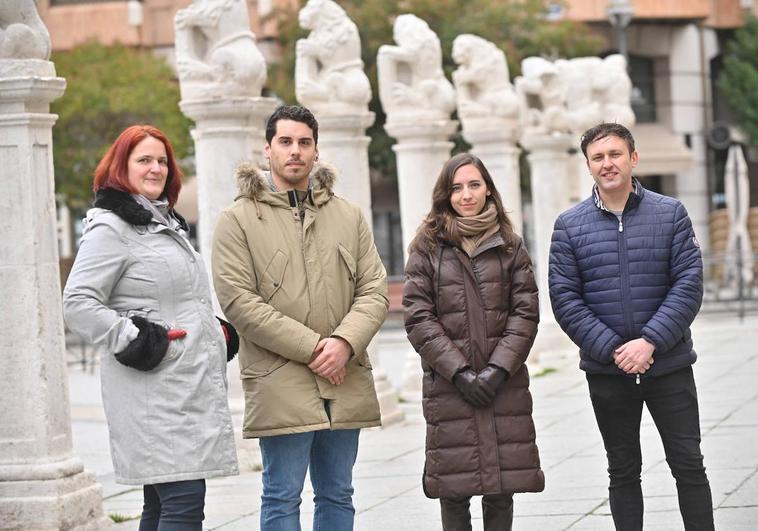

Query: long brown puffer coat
[403,233,544,498]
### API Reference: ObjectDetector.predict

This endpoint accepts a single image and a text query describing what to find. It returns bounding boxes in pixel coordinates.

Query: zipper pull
[636,374,640,385]
[619,219,624,233]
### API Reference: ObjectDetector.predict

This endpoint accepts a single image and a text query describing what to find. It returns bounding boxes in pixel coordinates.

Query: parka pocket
[259,250,288,303]
[338,244,357,284]
[117,308,183,363]
[356,351,372,369]
[240,349,288,379]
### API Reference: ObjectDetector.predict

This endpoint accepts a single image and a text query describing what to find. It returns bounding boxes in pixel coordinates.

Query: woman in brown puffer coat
[403,153,544,530]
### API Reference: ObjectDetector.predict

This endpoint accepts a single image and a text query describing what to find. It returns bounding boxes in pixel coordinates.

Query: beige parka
[212,163,388,438]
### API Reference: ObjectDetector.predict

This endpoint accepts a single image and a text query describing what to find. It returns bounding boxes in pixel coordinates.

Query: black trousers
[587,367,714,531]
[138,479,206,531]
[440,493,513,531]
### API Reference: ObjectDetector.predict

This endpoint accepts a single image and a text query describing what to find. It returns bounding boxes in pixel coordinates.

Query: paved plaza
[68,313,758,530]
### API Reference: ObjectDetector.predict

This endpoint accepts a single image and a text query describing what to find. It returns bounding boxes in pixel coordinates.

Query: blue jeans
[259,428,360,531]
[138,479,205,531]
[587,367,714,531]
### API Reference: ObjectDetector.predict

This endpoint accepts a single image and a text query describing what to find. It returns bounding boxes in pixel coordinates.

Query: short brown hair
[580,122,636,159]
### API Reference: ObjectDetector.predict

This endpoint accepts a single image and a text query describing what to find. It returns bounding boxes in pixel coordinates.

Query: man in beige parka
[212,105,388,530]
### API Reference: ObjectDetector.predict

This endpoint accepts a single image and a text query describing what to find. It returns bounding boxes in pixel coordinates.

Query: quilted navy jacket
[548,183,703,377]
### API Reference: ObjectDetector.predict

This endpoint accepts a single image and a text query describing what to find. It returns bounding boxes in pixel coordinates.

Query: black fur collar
[93,188,189,231]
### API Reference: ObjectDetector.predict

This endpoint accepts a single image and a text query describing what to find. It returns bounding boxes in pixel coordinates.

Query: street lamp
[606,0,635,60]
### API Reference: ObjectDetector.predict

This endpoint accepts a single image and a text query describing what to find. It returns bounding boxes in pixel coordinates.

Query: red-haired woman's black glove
[115,316,168,371]
[216,316,239,362]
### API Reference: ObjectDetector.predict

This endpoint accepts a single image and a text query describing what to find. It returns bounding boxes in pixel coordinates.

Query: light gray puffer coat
[63,191,239,485]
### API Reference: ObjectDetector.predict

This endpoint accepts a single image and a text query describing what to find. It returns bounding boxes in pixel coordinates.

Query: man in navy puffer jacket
[548,123,713,531]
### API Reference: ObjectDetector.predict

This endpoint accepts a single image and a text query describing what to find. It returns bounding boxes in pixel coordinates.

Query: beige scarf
[455,203,500,256]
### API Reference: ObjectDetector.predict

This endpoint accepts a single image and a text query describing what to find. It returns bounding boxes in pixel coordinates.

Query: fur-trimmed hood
[234,162,338,201]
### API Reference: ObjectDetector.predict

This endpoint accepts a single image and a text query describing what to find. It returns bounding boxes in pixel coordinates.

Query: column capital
[0,75,66,114]
[317,111,375,132]
[461,117,520,146]
[385,119,458,144]
[0,59,55,79]
[521,132,574,154]
[180,96,278,125]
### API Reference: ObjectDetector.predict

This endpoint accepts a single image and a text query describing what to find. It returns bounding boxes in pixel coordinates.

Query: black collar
[93,188,189,231]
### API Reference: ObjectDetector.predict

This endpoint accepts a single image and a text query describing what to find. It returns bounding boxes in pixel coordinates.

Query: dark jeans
[440,494,513,531]
[587,366,714,531]
[138,479,206,531]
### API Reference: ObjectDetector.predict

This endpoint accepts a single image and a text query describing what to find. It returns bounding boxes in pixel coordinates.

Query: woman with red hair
[63,125,239,530]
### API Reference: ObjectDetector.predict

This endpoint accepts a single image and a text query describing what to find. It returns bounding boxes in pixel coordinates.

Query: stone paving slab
[68,314,758,530]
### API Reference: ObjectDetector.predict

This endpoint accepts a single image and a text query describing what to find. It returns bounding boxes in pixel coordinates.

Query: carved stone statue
[0,0,51,61]
[295,0,371,116]
[174,0,266,101]
[597,54,636,127]
[515,56,569,135]
[452,34,520,123]
[377,14,456,122]
[556,56,605,135]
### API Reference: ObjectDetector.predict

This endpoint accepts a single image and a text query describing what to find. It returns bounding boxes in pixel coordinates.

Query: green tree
[51,42,193,210]
[267,0,603,178]
[719,15,758,147]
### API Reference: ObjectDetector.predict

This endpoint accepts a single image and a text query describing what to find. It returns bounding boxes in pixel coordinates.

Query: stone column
[378,14,457,400]
[521,133,574,370]
[316,113,375,222]
[180,98,277,278]
[388,120,458,401]
[573,152,595,203]
[452,34,524,235]
[464,125,523,236]
[295,0,404,424]
[389,122,459,261]
[0,66,106,530]
[315,113,405,425]
[666,23,715,250]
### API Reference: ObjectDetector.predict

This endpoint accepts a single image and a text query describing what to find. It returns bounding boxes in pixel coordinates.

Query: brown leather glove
[452,368,491,408]
[478,365,509,402]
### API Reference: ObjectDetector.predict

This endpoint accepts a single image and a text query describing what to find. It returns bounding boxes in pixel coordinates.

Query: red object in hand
[167,328,187,341]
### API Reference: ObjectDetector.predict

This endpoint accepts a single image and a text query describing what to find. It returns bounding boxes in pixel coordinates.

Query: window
[628,55,656,123]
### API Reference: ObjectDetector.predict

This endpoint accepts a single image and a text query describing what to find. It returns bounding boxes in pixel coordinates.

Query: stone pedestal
[387,119,457,401]
[180,97,278,275]
[572,151,595,204]
[316,113,375,223]
[522,133,573,371]
[0,75,107,530]
[387,120,458,259]
[463,123,523,236]
[316,112,404,425]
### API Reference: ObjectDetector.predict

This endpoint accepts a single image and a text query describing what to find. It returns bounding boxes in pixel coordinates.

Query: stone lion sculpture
[452,34,519,122]
[597,54,636,127]
[295,0,371,115]
[515,56,570,135]
[174,0,266,101]
[377,14,456,122]
[0,0,51,61]
[556,56,605,135]
[554,54,635,134]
